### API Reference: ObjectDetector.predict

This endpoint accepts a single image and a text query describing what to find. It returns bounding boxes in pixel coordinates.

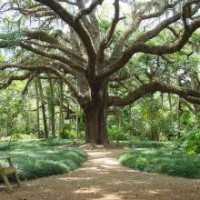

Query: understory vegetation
[119,140,200,179]
[0,139,87,181]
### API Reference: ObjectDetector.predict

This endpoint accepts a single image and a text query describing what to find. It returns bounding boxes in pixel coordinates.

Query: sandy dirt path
[0,148,200,200]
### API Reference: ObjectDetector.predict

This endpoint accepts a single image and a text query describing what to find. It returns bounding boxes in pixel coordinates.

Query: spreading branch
[75,0,104,21]
[99,13,200,79]
[97,0,120,62]
[0,72,33,89]
[108,81,200,107]
[20,41,85,73]
[35,0,97,70]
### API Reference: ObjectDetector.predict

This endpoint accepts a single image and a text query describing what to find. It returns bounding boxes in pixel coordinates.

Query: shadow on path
[0,148,200,200]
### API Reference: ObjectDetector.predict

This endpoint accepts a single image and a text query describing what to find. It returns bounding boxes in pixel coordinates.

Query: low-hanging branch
[0,63,83,102]
[0,72,33,89]
[108,81,200,107]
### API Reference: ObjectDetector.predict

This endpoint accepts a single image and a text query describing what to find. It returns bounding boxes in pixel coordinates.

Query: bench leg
[13,172,20,186]
[1,173,12,191]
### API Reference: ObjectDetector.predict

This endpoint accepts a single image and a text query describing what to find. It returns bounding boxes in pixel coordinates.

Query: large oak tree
[1,0,200,144]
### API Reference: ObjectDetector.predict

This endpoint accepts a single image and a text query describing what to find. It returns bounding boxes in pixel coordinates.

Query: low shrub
[181,129,200,155]
[60,124,77,139]
[108,125,129,143]
[12,133,37,140]
[0,139,87,181]
[121,140,177,149]
[119,142,200,179]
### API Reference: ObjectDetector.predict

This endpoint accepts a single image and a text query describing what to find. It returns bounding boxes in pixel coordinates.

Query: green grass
[118,140,200,179]
[0,139,87,181]
[120,140,178,149]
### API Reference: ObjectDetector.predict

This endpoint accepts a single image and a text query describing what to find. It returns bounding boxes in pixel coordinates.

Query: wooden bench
[0,156,20,191]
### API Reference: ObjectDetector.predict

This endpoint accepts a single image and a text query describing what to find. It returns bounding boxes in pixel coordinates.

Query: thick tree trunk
[84,103,108,144]
[82,83,109,145]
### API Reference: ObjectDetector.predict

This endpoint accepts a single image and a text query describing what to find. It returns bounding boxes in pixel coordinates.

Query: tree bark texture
[82,84,109,144]
[83,103,108,144]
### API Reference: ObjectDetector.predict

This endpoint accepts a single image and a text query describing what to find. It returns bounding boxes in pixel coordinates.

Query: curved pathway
[1,148,200,200]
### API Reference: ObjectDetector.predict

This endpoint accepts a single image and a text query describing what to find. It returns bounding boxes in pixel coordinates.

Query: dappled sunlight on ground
[74,187,102,194]
[90,194,123,200]
[0,147,200,200]
[58,177,95,181]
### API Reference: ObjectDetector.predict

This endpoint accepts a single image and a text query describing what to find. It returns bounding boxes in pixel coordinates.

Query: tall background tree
[0,0,200,144]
